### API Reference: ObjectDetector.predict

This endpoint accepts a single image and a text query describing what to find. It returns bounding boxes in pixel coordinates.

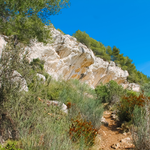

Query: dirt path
[92,111,135,150]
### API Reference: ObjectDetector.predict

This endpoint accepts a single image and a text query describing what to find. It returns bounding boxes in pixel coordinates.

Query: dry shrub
[69,117,98,147]
[117,93,145,122]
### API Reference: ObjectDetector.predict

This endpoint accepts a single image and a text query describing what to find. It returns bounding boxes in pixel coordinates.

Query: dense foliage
[73,30,149,85]
[0,0,69,45]
[141,81,150,96]
[95,80,125,105]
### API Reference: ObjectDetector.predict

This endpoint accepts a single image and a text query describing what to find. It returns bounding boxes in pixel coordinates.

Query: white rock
[36,73,46,82]
[11,71,28,92]
[121,137,132,144]
[122,82,140,92]
[101,116,109,126]
[47,100,68,114]
[0,36,7,58]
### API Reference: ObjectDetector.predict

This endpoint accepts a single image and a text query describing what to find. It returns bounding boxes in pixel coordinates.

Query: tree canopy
[0,0,70,44]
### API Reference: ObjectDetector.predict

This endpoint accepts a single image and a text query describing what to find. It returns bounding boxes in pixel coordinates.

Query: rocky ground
[92,111,135,150]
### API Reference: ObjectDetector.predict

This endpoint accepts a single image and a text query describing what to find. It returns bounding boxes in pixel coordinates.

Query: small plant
[0,140,22,150]
[69,117,98,147]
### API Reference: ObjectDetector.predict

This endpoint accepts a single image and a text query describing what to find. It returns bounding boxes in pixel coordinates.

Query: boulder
[36,73,46,82]
[47,100,68,114]
[11,71,28,92]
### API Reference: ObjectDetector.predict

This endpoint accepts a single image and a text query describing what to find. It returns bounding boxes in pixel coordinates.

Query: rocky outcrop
[27,28,130,89]
[122,83,140,92]
[36,73,46,82]
[0,29,140,91]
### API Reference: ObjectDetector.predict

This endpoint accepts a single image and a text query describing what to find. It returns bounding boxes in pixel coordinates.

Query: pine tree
[0,0,70,45]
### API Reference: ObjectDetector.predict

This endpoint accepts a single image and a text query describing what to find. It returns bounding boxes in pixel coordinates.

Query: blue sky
[50,0,150,77]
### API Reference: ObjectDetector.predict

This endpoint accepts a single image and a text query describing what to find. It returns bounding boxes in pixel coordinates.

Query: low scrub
[117,92,144,122]
[69,117,98,147]
[95,80,125,105]
[131,96,150,150]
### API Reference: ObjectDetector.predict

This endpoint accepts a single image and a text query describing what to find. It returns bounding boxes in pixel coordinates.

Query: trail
[92,111,135,150]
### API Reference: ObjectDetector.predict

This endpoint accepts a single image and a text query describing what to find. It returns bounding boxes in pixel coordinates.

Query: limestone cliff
[0,29,140,91]
[27,28,129,88]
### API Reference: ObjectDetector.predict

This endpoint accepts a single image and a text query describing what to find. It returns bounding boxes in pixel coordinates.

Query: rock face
[0,29,140,91]
[27,28,130,89]
[122,83,140,92]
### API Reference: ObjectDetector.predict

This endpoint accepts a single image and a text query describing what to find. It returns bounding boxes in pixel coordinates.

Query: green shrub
[95,80,125,105]
[1,76,103,149]
[57,29,65,35]
[30,58,45,72]
[141,82,150,96]
[58,79,103,129]
[131,96,150,150]
[0,140,22,150]
[95,83,108,103]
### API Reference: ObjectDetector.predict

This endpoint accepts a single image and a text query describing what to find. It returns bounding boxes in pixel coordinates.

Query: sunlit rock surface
[0,29,140,91]
[12,71,28,92]
[27,28,129,88]
[0,36,6,58]
[122,83,140,92]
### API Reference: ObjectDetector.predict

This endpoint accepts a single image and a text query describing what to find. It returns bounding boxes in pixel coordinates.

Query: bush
[95,83,108,103]
[1,81,76,150]
[69,117,97,147]
[95,80,125,105]
[141,82,150,96]
[58,79,103,129]
[117,92,145,122]
[30,58,45,72]
[0,140,22,150]
[131,96,150,150]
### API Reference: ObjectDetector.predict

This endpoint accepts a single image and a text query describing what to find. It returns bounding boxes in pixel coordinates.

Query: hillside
[0,27,140,92]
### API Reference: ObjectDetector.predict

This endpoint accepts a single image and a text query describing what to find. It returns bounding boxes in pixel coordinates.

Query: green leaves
[0,0,70,44]
[95,80,125,105]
